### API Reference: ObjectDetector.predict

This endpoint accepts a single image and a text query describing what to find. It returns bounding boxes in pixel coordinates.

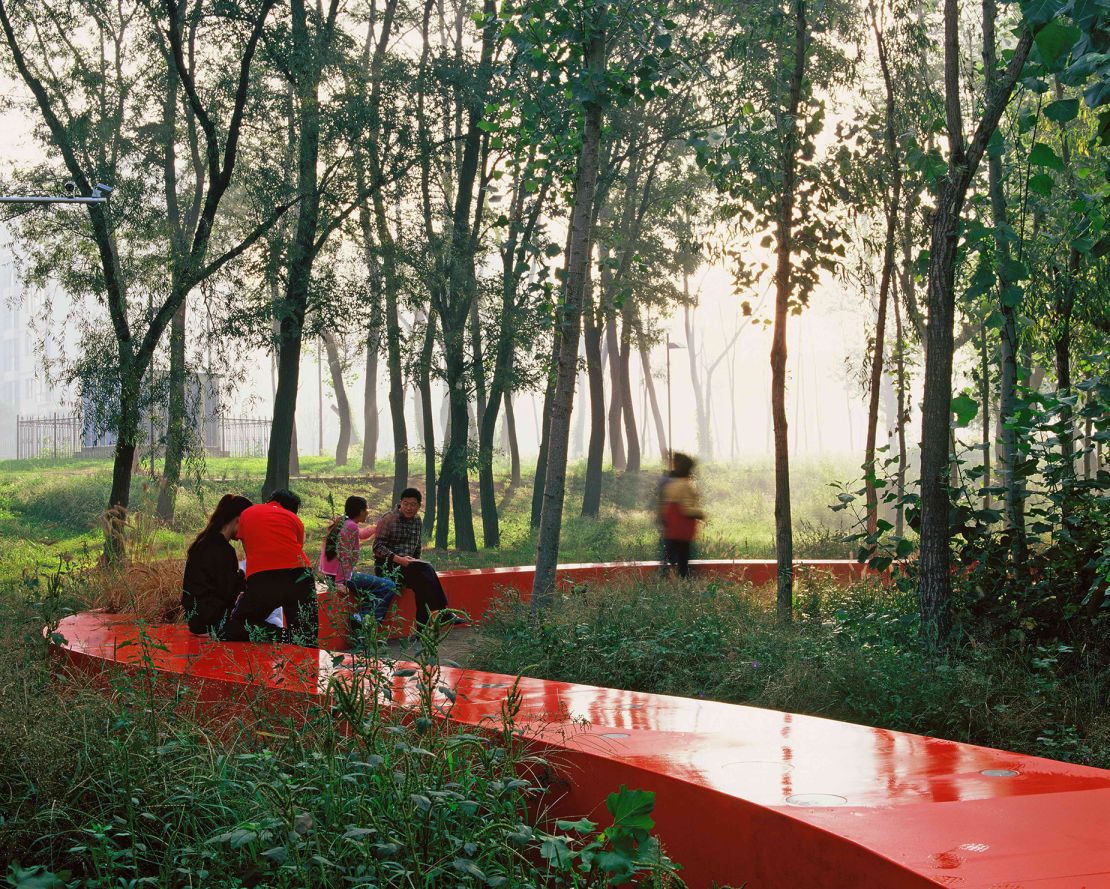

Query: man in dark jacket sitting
[372,487,456,628]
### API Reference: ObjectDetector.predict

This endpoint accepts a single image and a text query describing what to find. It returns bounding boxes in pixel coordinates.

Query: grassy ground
[469,575,1110,769]
[0,453,859,586]
[0,596,684,887]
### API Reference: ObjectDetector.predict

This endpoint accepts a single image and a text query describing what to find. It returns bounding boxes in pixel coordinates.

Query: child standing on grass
[658,453,706,580]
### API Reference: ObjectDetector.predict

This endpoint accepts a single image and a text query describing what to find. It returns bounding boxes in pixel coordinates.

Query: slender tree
[917,0,1033,642]
[0,0,278,555]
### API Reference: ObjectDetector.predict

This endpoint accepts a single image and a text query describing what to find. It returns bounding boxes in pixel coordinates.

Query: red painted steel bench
[318,559,878,648]
[52,561,1110,889]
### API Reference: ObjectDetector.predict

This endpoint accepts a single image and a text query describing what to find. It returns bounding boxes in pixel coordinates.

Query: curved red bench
[52,561,1110,889]
[318,558,879,648]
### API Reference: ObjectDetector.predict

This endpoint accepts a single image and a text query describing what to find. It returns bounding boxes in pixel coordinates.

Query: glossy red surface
[52,561,1110,889]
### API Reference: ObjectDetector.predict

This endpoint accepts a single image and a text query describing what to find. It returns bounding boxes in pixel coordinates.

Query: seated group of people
[180,486,451,646]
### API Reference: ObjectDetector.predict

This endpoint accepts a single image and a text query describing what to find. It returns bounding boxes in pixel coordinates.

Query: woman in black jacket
[181,494,253,636]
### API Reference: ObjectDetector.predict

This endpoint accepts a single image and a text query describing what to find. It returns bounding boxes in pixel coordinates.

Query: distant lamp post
[666,340,685,469]
[0,182,113,204]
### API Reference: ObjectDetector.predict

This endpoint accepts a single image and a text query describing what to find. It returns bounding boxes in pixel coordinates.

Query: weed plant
[469,576,1110,769]
[0,570,686,888]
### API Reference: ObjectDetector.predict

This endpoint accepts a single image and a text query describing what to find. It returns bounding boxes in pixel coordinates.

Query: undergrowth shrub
[0,570,688,888]
[470,576,1110,768]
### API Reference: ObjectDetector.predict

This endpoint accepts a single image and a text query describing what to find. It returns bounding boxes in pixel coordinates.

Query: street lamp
[0,182,113,204]
[666,340,685,469]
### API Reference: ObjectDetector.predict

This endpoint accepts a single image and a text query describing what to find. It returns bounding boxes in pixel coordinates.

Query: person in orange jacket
[658,452,706,579]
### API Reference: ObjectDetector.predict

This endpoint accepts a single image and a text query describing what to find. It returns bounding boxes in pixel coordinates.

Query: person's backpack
[324,515,344,560]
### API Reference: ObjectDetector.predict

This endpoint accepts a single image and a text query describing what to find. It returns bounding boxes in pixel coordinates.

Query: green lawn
[0,453,861,587]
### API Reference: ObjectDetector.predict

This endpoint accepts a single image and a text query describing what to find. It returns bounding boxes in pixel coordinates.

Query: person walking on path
[181,494,252,637]
[226,489,318,645]
[320,495,398,624]
[658,453,706,580]
[372,487,456,628]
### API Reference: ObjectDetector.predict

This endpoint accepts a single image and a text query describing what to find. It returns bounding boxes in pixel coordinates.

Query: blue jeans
[346,571,399,623]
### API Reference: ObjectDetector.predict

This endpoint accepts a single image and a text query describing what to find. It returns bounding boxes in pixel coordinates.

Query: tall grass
[0,574,687,888]
[469,576,1110,768]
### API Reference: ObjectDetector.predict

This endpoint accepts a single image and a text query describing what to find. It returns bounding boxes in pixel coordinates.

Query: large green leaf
[1021,0,1065,27]
[1044,97,1079,122]
[952,393,980,428]
[605,786,656,834]
[1001,283,1025,308]
[1034,19,1081,69]
[1028,142,1065,170]
[1028,172,1055,195]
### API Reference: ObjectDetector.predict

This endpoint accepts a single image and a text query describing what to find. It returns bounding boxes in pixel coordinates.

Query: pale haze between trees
[0,74,898,463]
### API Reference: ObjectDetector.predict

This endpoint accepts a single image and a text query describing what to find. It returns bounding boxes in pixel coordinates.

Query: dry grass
[81,557,185,623]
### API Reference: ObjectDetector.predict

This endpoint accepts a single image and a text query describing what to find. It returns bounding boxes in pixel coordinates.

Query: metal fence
[218,417,271,458]
[15,414,270,460]
[16,413,82,459]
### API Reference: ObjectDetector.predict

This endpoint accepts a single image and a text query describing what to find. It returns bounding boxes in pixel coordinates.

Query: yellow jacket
[659,477,706,520]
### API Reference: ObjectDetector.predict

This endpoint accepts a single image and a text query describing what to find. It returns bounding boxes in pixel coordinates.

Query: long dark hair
[325,496,368,560]
[188,494,252,559]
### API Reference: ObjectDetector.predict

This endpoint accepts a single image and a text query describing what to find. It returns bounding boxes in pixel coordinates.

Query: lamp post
[0,183,113,204]
[666,340,685,469]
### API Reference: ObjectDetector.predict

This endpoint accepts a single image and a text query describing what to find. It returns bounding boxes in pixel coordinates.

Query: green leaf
[952,393,979,428]
[1000,257,1029,281]
[1091,234,1110,257]
[452,859,487,880]
[1021,0,1065,27]
[1034,19,1080,69]
[1001,283,1024,308]
[540,836,574,868]
[1028,142,1065,170]
[555,818,597,834]
[1044,97,1079,122]
[1028,172,1055,195]
[605,786,656,833]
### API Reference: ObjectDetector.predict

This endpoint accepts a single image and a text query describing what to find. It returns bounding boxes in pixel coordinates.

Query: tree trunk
[156,298,187,521]
[323,331,352,466]
[864,14,902,535]
[532,23,604,605]
[619,301,640,472]
[471,297,487,426]
[582,281,605,516]
[505,392,521,486]
[979,324,991,510]
[383,254,408,502]
[604,314,626,470]
[363,327,380,470]
[1054,96,1079,482]
[531,297,563,529]
[418,311,438,538]
[684,297,710,457]
[572,368,587,459]
[770,0,807,624]
[918,0,1032,643]
[105,372,141,559]
[266,325,304,497]
[894,291,908,538]
[640,341,667,461]
[984,0,1026,567]
[263,0,324,499]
